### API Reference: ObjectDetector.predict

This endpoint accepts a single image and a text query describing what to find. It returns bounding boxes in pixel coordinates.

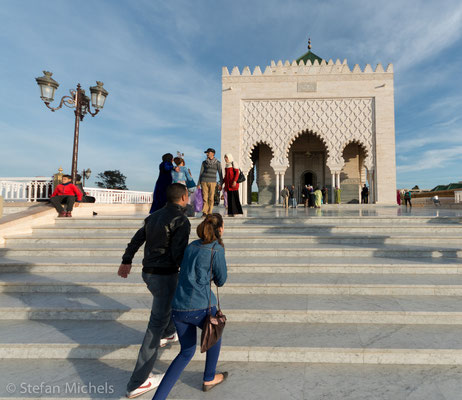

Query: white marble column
[370,170,375,204]
[331,173,335,203]
[275,173,280,205]
[336,172,341,189]
[280,173,285,191]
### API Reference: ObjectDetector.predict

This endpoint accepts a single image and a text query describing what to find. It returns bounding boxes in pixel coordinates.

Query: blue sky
[1,0,461,191]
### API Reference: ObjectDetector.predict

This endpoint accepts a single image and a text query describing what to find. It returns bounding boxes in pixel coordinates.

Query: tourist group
[116,147,244,399]
[149,148,243,218]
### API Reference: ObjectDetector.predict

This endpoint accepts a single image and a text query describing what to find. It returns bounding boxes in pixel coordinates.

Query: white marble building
[221,43,396,205]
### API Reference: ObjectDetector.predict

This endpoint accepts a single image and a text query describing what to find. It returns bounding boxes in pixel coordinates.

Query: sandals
[202,372,228,392]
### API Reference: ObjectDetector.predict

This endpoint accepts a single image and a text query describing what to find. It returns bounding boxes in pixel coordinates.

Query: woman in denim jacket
[153,213,228,399]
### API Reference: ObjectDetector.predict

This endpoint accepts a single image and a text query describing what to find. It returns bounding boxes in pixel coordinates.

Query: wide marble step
[1,319,462,365]
[2,244,461,258]
[1,256,461,274]
[6,233,462,245]
[33,224,462,235]
[2,292,462,324]
[1,359,459,400]
[52,216,462,226]
[3,271,462,296]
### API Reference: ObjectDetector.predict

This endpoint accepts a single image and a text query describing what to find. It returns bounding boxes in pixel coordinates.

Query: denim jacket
[171,166,192,184]
[172,240,227,311]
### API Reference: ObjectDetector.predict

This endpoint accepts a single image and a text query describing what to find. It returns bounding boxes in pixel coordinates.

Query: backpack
[404,192,411,199]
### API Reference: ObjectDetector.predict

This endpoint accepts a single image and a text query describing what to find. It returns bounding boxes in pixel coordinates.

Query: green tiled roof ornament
[297,38,323,65]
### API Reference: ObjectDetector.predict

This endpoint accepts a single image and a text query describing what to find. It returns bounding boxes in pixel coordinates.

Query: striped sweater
[198,158,223,184]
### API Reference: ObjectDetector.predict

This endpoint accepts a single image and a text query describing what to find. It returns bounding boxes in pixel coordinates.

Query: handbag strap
[208,243,217,314]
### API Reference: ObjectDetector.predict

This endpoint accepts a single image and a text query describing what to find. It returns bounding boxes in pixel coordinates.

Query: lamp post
[35,71,108,184]
[81,168,92,187]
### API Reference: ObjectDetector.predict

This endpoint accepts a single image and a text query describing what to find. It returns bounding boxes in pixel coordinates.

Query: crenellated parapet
[223,59,393,77]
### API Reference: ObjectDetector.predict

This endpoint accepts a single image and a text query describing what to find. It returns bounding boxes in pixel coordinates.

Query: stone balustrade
[0,178,153,204]
[83,187,152,204]
[0,177,52,202]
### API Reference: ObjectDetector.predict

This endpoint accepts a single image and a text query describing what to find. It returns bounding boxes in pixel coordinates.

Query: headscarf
[224,153,238,169]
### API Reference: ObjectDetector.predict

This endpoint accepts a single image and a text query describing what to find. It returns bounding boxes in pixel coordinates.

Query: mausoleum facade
[221,45,396,204]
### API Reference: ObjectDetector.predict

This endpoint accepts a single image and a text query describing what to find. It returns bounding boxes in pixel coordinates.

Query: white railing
[0,178,53,202]
[0,177,153,204]
[455,191,462,204]
[83,187,153,204]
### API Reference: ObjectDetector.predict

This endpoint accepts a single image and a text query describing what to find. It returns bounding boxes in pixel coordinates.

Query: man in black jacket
[118,183,191,398]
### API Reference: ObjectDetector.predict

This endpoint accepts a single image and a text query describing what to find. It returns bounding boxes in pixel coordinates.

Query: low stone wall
[407,197,462,208]
[410,190,456,199]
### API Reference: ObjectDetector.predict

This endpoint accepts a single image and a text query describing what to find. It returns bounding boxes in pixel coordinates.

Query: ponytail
[197,213,224,248]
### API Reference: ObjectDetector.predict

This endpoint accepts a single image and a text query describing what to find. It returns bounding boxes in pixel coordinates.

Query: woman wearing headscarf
[223,153,243,216]
[314,187,323,208]
[150,153,175,214]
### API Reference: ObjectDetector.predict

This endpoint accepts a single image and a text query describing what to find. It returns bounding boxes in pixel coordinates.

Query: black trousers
[50,195,76,213]
[405,198,412,207]
[227,190,243,215]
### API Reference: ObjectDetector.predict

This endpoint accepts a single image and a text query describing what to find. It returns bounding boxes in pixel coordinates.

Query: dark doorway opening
[303,171,316,187]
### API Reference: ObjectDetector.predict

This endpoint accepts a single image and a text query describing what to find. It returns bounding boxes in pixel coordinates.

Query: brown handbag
[200,244,227,353]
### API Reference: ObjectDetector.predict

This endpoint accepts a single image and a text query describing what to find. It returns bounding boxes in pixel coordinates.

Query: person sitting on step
[49,174,82,217]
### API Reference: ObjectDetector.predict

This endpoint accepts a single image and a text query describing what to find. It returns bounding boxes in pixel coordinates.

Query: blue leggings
[152,307,222,400]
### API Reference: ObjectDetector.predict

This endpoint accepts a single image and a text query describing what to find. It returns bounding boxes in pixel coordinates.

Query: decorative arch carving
[241,98,374,173]
[284,129,331,159]
[340,139,373,170]
[240,140,275,174]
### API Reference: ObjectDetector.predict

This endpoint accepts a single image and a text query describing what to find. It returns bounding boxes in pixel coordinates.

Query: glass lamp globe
[90,81,109,110]
[35,71,59,103]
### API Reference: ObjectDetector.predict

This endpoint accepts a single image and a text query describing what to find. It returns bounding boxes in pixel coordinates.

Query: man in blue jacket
[118,183,191,398]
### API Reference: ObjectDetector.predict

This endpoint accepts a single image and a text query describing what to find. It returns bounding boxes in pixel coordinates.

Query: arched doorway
[340,142,369,203]
[300,170,317,187]
[248,143,275,204]
[285,131,329,203]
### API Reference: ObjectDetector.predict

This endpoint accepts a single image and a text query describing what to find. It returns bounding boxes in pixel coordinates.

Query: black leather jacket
[122,203,191,274]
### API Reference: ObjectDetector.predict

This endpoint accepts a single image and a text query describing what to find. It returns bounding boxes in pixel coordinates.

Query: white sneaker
[126,373,164,398]
[160,332,179,348]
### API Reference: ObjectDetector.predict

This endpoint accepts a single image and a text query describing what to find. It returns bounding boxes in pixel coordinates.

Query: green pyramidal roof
[296,50,323,65]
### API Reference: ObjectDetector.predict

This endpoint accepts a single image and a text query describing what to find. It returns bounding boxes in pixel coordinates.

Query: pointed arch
[284,129,331,160]
[340,139,372,169]
[241,139,275,174]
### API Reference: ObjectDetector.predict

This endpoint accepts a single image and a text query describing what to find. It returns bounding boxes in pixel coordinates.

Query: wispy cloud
[1,0,462,190]
[398,145,462,173]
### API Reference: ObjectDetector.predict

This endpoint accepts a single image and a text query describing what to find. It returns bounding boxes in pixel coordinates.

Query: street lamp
[35,71,108,184]
[81,168,92,187]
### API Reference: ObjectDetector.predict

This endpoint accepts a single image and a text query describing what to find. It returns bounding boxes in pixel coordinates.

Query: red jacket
[224,166,239,192]
[51,183,83,201]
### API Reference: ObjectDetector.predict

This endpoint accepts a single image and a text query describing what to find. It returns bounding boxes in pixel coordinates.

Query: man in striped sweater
[197,148,223,216]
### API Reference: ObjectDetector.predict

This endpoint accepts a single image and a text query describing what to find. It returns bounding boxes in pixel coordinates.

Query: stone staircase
[1,211,462,399]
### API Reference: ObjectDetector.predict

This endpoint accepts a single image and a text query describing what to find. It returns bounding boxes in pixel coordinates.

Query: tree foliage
[95,170,128,190]
[412,185,420,190]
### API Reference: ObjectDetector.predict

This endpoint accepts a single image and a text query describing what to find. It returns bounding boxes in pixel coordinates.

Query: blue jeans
[126,272,178,392]
[152,307,222,400]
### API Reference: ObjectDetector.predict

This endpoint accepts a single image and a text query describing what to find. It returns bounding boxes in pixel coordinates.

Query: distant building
[221,40,396,204]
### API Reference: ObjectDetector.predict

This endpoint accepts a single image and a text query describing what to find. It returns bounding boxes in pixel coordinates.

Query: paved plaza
[0,205,461,399]
[222,205,462,218]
